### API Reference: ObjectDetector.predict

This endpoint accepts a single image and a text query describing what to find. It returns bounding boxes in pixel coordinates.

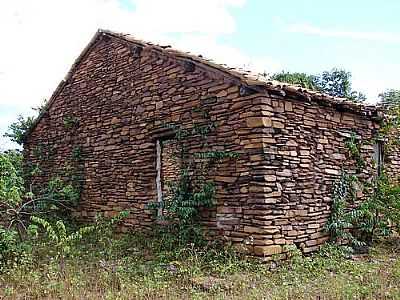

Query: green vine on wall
[148,108,239,245]
[344,133,365,171]
[63,115,79,130]
[325,171,361,247]
[24,115,84,216]
[326,125,400,249]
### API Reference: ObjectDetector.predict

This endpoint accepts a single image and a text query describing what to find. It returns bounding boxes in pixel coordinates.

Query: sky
[0,0,399,150]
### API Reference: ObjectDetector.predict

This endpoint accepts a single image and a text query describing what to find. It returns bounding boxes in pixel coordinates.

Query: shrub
[0,226,31,272]
[148,169,216,246]
[30,216,94,274]
[0,151,24,206]
[327,171,400,248]
[3,115,35,145]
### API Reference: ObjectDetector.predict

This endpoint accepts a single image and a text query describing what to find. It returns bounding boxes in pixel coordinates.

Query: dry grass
[1,235,400,300]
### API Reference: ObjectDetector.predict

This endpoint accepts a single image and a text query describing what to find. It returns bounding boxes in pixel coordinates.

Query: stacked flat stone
[24,30,398,258]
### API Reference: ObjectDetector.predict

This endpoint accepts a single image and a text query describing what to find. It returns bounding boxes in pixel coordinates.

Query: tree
[379,89,400,109]
[271,68,366,102]
[315,68,366,102]
[271,72,318,90]
[3,99,47,146]
[3,115,35,145]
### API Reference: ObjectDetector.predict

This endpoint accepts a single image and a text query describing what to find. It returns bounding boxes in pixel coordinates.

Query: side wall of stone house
[23,33,387,257]
[242,95,381,255]
[23,34,274,252]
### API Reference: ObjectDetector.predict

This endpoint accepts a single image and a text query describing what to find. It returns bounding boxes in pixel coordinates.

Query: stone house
[24,29,398,257]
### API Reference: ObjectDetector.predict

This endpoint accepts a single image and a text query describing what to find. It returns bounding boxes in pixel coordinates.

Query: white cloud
[285,22,400,103]
[352,65,400,104]
[0,0,279,149]
[172,34,281,74]
[286,23,400,43]
[121,0,245,36]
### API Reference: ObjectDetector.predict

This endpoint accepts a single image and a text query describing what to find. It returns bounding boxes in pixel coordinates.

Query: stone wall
[24,33,262,240]
[241,97,380,256]
[160,139,181,200]
[24,32,385,257]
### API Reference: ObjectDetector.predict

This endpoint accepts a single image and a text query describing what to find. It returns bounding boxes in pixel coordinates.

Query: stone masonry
[24,29,398,257]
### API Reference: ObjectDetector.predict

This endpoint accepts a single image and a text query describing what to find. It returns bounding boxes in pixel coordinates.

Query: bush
[0,150,24,206]
[3,115,35,145]
[326,171,400,248]
[0,226,31,272]
[30,216,94,274]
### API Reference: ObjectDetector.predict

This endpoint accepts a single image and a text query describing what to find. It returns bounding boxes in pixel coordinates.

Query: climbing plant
[148,107,239,244]
[1,110,85,239]
[325,171,358,245]
[326,115,400,248]
[63,115,79,130]
[344,133,365,171]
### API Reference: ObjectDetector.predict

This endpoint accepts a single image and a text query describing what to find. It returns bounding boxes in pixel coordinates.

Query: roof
[25,29,381,140]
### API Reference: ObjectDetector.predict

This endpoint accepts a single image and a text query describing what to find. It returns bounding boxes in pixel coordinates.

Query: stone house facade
[24,29,398,257]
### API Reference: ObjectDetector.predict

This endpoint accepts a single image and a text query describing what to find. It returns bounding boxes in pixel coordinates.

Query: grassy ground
[1,233,400,300]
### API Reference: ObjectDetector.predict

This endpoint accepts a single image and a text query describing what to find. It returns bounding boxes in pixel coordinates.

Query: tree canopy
[271,68,366,102]
[379,89,400,109]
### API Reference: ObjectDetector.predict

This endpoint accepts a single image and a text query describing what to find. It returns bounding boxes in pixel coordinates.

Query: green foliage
[328,127,400,247]
[194,151,240,160]
[0,226,31,272]
[90,211,130,258]
[163,122,216,142]
[0,151,31,239]
[379,89,400,109]
[327,132,399,246]
[271,68,366,102]
[71,146,82,161]
[344,133,366,170]
[0,151,24,206]
[3,99,48,146]
[164,171,215,224]
[4,115,35,145]
[30,216,94,274]
[339,128,400,246]
[327,169,400,248]
[271,71,319,90]
[325,171,359,245]
[0,158,83,241]
[1,234,400,299]
[1,111,84,240]
[32,143,56,162]
[44,176,81,208]
[149,170,216,245]
[315,68,366,101]
[63,115,79,129]
[350,173,400,245]
[150,113,239,245]
[317,242,354,258]
[32,98,48,115]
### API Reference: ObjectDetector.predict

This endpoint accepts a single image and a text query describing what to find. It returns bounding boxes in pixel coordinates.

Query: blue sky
[229,0,400,71]
[223,0,400,97]
[0,0,399,150]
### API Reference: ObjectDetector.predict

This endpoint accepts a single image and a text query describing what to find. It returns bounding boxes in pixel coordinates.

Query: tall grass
[1,231,400,299]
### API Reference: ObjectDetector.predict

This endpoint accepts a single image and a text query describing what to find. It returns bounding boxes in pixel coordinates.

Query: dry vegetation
[1,232,400,300]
